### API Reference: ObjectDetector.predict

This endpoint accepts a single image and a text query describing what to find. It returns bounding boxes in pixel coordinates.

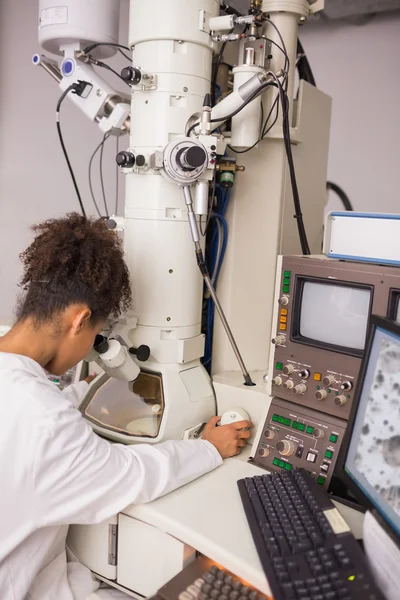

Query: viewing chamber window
[297,281,371,352]
[83,372,164,438]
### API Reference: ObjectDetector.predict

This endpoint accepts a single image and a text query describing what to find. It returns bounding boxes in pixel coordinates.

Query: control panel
[268,255,400,420]
[252,397,347,489]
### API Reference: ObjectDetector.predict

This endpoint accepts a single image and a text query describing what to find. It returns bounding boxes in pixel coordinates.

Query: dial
[316,389,328,401]
[335,395,347,407]
[258,448,270,458]
[341,381,353,391]
[283,364,295,375]
[313,428,324,439]
[283,379,294,390]
[323,374,335,386]
[276,440,295,457]
[272,376,283,386]
[272,335,286,346]
[294,384,307,395]
[299,369,310,380]
[264,430,275,440]
[278,297,289,306]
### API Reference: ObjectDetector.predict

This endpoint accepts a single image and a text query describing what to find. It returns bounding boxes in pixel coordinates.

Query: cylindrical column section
[124,0,220,359]
[231,65,263,148]
[262,0,311,122]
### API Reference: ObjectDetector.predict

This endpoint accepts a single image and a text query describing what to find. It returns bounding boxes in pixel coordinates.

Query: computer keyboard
[238,469,384,600]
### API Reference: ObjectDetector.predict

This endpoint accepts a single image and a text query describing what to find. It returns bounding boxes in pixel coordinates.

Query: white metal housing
[38,0,121,58]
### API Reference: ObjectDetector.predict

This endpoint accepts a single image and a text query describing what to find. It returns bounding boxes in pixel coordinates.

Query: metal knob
[323,374,335,386]
[276,440,295,457]
[283,364,295,375]
[313,428,324,439]
[341,381,353,391]
[264,430,275,440]
[294,384,307,395]
[299,369,310,379]
[278,297,289,306]
[283,379,294,390]
[116,151,135,168]
[316,389,328,401]
[272,376,283,386]
[258,448,270,458]
[335,395,347,407]
[272,335,286,346]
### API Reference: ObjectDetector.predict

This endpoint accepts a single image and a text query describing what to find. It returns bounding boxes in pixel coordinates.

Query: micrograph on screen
[353,336,400,517]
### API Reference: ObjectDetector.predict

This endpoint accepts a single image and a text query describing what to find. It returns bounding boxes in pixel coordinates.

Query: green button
[276,362,283,370]
[278,417,285,424]
[273,458,279,466]
[292,421,298,429]
[316,385,320,390]
[317,476,326,486]
[283,286,290,293]
[284,271,291,278]
[283,278,290,286]
[284,463,292,471]
[329,434,338,443]
[328,389,332,393]
[284,418,291,427]
[297,423,305,432]
[272,414,280,422]
[279,460,285,469]
[306,426,314,435]
[325,450,333,459]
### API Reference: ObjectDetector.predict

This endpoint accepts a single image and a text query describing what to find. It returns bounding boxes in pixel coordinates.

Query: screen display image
[345,327,400,534]
[299,281,371,350]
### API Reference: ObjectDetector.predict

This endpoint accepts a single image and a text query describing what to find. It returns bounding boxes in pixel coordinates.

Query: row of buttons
[273,457,292,470]
[270,415,339,444]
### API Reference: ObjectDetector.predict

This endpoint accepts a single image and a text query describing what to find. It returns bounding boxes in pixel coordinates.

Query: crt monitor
[338,315,400,540]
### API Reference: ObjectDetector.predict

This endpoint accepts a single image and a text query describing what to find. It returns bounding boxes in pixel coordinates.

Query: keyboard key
[229,591,240,600]
[203,573,215,584]
[325,593,336,600]
[201,583,212,594]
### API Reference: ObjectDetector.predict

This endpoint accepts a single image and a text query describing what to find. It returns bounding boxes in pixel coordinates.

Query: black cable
[277,80,310,255]
[88,137,109,218]
[327,182,354,211]
[220,2,242,17]
[118,48,132,61]
[115,136,119,215]
[227,104,264,154]
[263,19,290,91]
[297,39,316,87]
[95,60,131,87]
[211,40,229,107]
[99,133,110,217]
[56,85,87,218]
[83,42,131,54]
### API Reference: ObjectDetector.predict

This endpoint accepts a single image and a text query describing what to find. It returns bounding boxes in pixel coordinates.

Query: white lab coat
[0,353,222,600]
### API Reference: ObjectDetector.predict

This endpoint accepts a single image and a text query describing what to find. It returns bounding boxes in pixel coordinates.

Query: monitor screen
[344,324,400,537]
[299,281,371,350]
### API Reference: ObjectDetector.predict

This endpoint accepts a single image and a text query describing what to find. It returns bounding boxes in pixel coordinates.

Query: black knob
[94,335,109,354]
[121,66,142,85]
[129,345,151,362]
[185,146,207,168]
[135,154,146,167]
[116,151,135,168]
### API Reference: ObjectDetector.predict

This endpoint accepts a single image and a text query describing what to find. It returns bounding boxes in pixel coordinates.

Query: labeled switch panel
[268,255,400,421]
[252,397,347,489]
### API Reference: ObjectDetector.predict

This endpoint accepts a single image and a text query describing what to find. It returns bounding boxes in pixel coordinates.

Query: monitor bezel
[291,275,373,358]
[387,288,400,322]
[336,314,400,544]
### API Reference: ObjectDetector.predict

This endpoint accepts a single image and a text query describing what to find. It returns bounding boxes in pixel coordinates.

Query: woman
[0,214,251,600]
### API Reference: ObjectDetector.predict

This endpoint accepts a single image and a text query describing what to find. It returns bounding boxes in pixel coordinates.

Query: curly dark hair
[17,213,132,324]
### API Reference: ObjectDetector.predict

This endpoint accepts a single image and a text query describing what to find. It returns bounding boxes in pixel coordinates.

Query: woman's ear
[71,307,92,335]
